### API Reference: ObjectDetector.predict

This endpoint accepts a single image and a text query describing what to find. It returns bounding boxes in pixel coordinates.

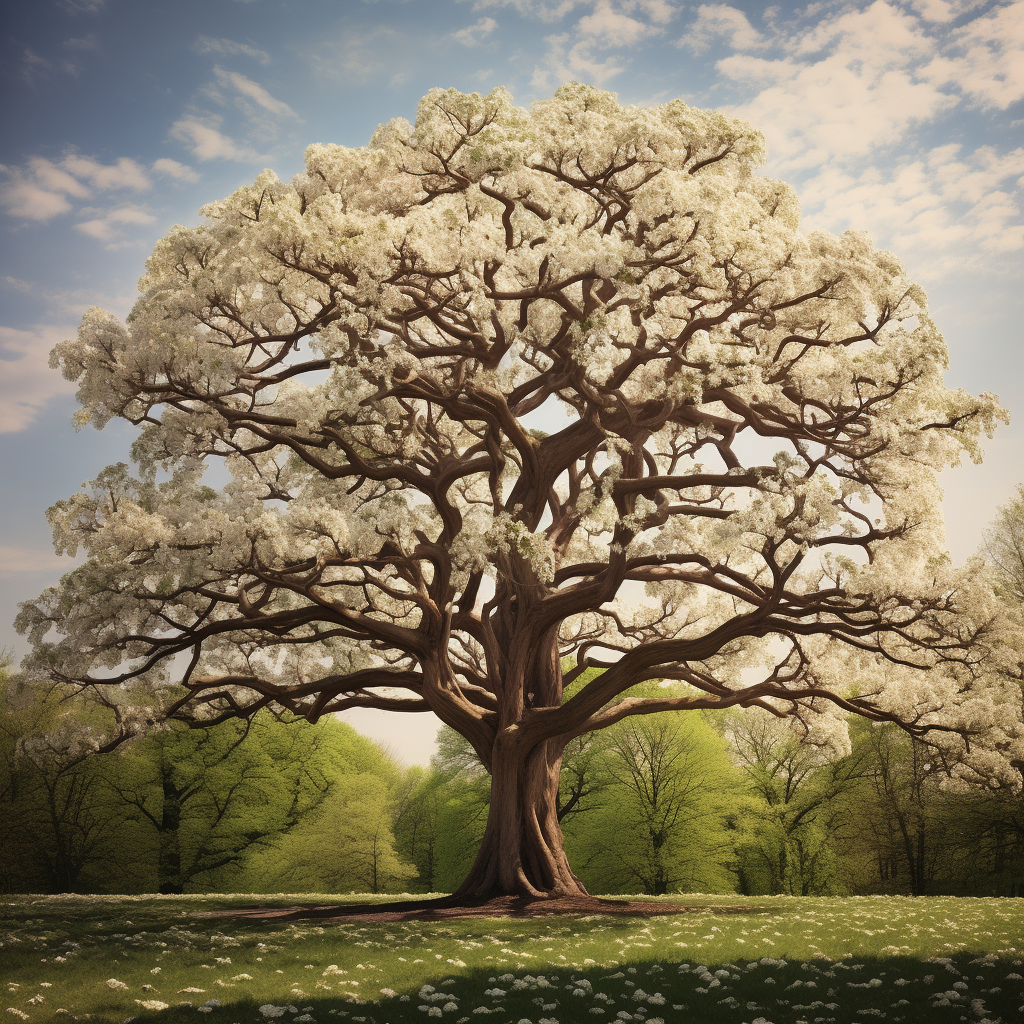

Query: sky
[0,0,1022,765]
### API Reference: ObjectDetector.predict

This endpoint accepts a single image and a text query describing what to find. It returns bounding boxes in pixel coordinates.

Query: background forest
[3,486,1022,901]
[3,664,1022,901]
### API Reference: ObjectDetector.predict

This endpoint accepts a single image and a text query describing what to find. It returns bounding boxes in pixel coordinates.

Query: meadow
[1,893,1022,1024]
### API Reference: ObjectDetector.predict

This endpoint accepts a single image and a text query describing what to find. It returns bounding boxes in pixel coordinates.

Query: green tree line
[3,667,1020,898]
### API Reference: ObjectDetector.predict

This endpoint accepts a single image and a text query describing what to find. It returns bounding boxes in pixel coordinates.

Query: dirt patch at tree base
[208,894,767,923]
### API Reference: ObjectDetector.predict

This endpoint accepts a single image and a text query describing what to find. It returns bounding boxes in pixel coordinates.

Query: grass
[1,892,1022,1024]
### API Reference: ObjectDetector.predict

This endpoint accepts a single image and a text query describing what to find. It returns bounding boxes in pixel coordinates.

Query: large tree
[18,84,1020,903]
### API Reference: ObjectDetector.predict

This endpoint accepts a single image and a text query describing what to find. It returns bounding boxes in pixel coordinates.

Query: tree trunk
[454,731,588,900]
[158,773,184,895]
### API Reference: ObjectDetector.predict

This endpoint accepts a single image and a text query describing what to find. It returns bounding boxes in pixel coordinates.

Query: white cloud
[453,16,499,45]
[922,1,1024,109]
[579,0,650,45]
[213,67,298,118]
[701,0,1024,283]
[152,158,200,182]
[797,144,1024,276]
[905,0,986,23]
[524,1,680,90]
[0,154,154,222]
[75,205,157,243]
[637,0,675,25]
[721,3,957,172]
[60,154,150,191]
[0,325,78,432]
[0,171,74,221]
[169,116,263,162]
[679,3,764,54]
[193,35,271,64]
[0,157,94,221]
[792,0,933,64]
[530,31,627,91]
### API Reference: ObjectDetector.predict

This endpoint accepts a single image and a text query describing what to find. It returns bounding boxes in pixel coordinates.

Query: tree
[18,84,1020,904]
[243,774,415,894]
[105,713,347,893]
[838,721,951,895]
[0,666,133,892]
[727,707,867,895]
[984,484,1024,605]
[563,707,738,895]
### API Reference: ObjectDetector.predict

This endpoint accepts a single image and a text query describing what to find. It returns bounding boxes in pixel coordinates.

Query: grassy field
[1,893,1022,1024]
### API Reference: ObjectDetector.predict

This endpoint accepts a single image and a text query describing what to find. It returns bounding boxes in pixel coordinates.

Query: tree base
[211,893,764,923]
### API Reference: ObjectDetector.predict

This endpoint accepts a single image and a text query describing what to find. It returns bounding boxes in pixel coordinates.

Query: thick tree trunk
[454,731,588,900]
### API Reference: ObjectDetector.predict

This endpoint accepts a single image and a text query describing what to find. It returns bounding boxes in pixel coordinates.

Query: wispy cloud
[921,1,1024,109]
[523,0,679,91]
[213,67,298,118]
[18,48,60,85]
[702,1,1024,276]
[453,16,499,45]
[799,145,1024,276]
[0,155,150,221]
[169,116,264,162]
[61,155,150,191]
[468,0,586,21]
[63,34,98,51]
[151,158,200,183]
[0,325,78,432]
[678,4,764,54]
[193,35,271,64]
[75,205,157,244]
[310,26,407,83]
[905,0,987,23]
[578,0,655,45]
[530,32,628,89]
[60,0,105,14]
[0,168,76,221]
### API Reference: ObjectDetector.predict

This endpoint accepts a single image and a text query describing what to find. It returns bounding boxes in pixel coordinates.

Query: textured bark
[455,734,587,900]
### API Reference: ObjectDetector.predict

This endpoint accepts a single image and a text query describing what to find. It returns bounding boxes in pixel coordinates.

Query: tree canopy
[18,83,1020,901]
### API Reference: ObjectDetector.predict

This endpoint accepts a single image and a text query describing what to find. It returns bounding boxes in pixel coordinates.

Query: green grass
[2,893,1022,1024]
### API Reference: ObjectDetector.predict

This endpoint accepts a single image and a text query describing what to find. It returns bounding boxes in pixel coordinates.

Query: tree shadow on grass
[205,894,773,924]
[118,953,1024,1024]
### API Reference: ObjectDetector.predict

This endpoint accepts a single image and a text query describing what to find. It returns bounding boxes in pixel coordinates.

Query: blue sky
[1,0,1022,763]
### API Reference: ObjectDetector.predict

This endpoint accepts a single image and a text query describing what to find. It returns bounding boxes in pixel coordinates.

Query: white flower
[105,979,129,990]
[259,1006,287,1019]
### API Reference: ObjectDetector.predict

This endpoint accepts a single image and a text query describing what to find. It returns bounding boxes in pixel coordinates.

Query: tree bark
[454,732,588,900]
